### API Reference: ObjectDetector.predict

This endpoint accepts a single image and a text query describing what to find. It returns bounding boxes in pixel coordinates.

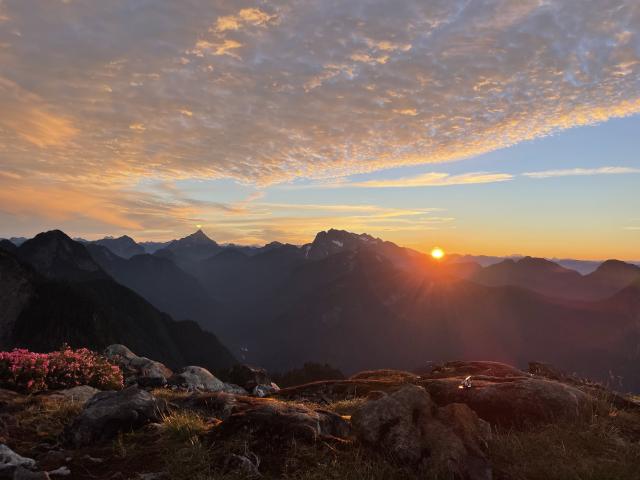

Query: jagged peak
[171,229,218,247]
[186,229,215,242]
[313,228,380,244]
[264,241,284,248]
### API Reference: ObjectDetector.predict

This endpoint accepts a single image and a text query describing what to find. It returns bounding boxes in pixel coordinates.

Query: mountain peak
[182,229,217,245]
[305,229,383,260]
[314,228,380,244]
[596,259,637,271]
[516,256,572,273]
[160,229,221,263]
[17,230,106,281]
[589,259,640,282]
[93,234,144,259]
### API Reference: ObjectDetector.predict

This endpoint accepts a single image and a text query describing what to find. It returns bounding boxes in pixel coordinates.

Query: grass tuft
[161,410,209,443]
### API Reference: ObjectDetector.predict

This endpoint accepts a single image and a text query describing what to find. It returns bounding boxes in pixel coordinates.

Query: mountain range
[0,231,236,373]
[2,228,640,390]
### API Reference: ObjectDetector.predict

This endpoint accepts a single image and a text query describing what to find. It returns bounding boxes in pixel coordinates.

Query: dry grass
[324,397,366,416]
[204,395,640,480]
[489,413,640,480]
[108,409,215,479]
[151,387,193,403]
[8,395,83,448]
[163,438,213,480]
[209,435,418,480]
[161,410,209,442]
[4,386,640,480]
[160,411,213,480]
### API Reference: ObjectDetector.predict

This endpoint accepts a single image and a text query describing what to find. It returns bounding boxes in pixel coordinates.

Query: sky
[0,0,639,260]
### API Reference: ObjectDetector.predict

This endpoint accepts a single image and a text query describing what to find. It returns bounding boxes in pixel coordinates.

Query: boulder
[189,392,350,442]
[351,385,491,479]
[65,386,168,447]
[423,377,595,427]
[220,383,248,395]
[47,386,99,405]
[184,391,239,420]
[168,366,225,392]
[0,445,36,479]
[275,378,410,403]
[219,399,350,442]
[227,365,271,391]
[351,384,435,463]
[422,404,492,480]
[104,345,172,388]
[252,383,280,398]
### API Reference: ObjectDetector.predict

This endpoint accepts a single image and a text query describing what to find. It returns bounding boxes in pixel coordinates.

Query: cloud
[191,38,243,57]
[523,166,640,179]
[294,163,640,189]
[0,0,639,187]
[198,203,452,244]
[214,8,276,32]
[349,172,514,188]
[0,176,248,234]
[0,172,450,244]
[0,77,77,147]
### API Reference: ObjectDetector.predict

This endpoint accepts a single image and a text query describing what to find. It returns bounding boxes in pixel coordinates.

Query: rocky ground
[2,348,640,480]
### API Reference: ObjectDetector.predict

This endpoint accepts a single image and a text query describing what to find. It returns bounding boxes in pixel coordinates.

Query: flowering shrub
[0,345,123,393]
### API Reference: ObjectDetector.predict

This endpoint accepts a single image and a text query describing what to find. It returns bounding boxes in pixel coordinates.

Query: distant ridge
[472,255,640,301]
[18,230,107,282]
[93,235,145,259]
[0,230,236,372]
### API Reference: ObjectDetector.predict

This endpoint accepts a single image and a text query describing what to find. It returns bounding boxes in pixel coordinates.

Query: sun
[431,247,445,260]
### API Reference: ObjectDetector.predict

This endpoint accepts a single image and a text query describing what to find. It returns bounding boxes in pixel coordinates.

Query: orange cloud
[0,182,141,230]
[214,8,276,32]
[0,77,77,148]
